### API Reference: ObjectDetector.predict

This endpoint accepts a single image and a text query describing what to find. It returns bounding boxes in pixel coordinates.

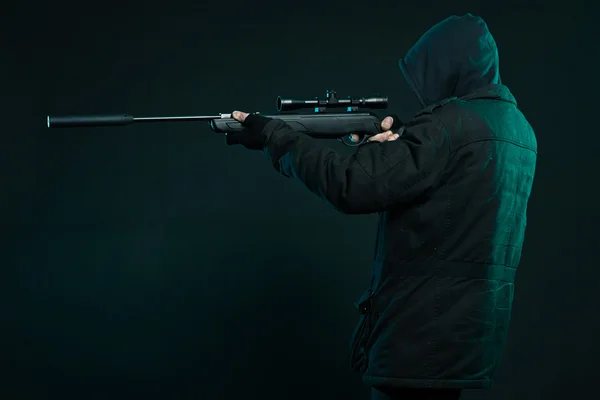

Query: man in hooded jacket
[226,14,537,400]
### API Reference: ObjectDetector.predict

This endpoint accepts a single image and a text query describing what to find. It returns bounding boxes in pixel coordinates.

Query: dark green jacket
[259,14,537,389]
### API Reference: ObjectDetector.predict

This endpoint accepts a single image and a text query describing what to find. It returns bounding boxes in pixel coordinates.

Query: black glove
[225,113,273,150]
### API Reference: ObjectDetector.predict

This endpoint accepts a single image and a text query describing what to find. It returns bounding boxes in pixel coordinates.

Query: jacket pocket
[349,289,375,373]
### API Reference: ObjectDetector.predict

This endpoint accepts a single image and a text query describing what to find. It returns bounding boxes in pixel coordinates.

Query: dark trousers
[371,388,462,400]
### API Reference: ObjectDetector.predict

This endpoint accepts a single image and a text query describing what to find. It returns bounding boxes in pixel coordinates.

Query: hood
[399,14,502,107]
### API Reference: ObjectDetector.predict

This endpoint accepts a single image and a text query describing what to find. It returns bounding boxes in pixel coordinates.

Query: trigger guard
[340,134,368,147]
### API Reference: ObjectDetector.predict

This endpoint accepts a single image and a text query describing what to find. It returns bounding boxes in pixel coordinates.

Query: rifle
[46,90,401,146]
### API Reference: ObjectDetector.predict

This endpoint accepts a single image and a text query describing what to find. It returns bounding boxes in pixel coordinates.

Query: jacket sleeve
[262,112,451,214]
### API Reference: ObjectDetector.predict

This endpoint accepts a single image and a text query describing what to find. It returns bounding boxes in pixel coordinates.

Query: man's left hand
[231,111,249,123]
[226,111,272,150]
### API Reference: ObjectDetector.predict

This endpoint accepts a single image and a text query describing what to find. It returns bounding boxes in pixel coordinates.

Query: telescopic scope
[277,90,388,112]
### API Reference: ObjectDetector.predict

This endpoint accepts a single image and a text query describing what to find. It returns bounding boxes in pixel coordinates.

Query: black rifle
[47,90,401,146]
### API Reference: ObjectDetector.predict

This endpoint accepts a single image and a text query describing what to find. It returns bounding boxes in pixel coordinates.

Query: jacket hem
[363,375,493,389]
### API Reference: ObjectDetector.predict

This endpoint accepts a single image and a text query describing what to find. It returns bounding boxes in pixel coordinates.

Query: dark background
[2,0,594,399]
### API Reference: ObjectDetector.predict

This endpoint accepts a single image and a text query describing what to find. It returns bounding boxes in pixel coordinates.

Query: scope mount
[313,90,352,113]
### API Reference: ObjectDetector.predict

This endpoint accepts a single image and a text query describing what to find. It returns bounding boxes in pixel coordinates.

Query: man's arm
[262,112,451,214]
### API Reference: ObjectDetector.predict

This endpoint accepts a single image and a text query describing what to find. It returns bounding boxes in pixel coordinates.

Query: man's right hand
[368,116,401,142]
[350,116,401,143]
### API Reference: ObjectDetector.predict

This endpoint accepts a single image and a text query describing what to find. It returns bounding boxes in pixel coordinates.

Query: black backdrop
[2,1,595,399]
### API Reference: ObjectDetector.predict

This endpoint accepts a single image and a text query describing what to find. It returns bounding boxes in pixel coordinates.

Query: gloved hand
[349,115,403,144]
[226,111,273,150]
[366,116,402,142]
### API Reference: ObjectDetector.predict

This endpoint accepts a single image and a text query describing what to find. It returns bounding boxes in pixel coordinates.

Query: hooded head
[400,14,501,107]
